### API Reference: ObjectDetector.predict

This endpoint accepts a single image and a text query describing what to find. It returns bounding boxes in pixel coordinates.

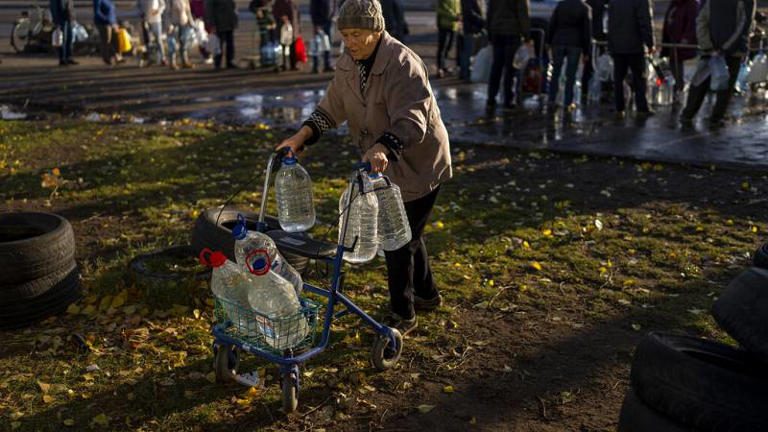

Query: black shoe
[708,116,726,128]
[503,101,517,110]
[614,110,626,120]
[637,110,655,117]
[226,63,238,69]
[384,313,417,337]
[66,59,79,65]
[59,60,68,66]
[679,115,693,126]
[323,66,335,73]
[413,293,442,311]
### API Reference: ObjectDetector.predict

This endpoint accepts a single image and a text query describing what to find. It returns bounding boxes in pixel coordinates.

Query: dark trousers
[437,28,455,70]
[613,52,649,112]
[488,34,522,105]
[322,22,332,69]
[384,187,441,319]
[96,24,119,65]
[670,54,685,93]
[214,30,235,68]
[681,55,742,121]
[548,45,582,106]
[58,19,74,61]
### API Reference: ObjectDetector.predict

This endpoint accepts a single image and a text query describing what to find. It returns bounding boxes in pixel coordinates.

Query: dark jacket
[586,0,607,40]
[381,0,408,41]
[206,0,238,31]
[461,0,485,34]
[310,0,334,27]
[607,0,654,54]
[51,0,75,25]
[93,0,117,25]
[488,0,530,37]
[273,0,299,31]
[661,0,698,60]
[697,0,755,56]
[547,0,592,54]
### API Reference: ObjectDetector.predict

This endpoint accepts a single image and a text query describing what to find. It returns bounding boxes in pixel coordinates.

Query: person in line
[310,0,336,72]
[276,0,452,335]
[580,0,606,103]
[273,0,300,70]
[546,0,591,111]
[436,0,460,78]
[253,0,276,48]
[138,0,167,66]
[459,0,485,81]
[206,0,239,69]
[486,0,530,110]
[680,0,754,126]
[190,0,213,64]
[93,0,123,65]
[50,0,78,65]
[169,0,194,68]
[381,0,408,43]
[607,0,655,118]
[661,0,698,101]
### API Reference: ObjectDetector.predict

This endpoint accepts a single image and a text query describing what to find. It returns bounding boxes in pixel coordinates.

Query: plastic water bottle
[275,156,315,232]
[246,254,309,349]
[200,249,257,335]
[339,174,379,263]
[232,214,303,295]
[369,174,411,251]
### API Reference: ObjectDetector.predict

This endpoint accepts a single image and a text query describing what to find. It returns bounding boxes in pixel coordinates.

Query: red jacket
[661,0,699,61]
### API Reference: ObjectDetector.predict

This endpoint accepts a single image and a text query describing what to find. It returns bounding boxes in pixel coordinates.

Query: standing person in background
[169,0,194,68]
[51,0,77,65]
[580,0,606,103]
[486,0,530,110]
[436,0,460,78]
[252,0,276,48]
[138,0,167,66]
[206,0,239,69]
[661,0,699,100]
[459,0,484,81]
[607,0,655,118]
[190,0,213,63]
[381,0,408,42]
[273,0,300,70]
[310,0,336,72]
[680,0,755,126]
[93,0,122,65]
[546,0,591,111]
[277,0,451,336]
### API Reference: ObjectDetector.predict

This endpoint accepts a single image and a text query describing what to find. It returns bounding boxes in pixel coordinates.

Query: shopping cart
[210,148,404,412]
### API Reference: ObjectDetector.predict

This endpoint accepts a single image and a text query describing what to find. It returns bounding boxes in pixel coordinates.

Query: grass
[0,118,766,431]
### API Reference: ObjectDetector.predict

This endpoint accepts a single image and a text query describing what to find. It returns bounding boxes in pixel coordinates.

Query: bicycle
[10,2,55,53]
[209,149,404,412]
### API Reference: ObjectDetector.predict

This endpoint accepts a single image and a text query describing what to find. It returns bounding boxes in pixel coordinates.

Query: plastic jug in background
[369,174,411,251]
[339,174,379,263]
[275,155,316,233]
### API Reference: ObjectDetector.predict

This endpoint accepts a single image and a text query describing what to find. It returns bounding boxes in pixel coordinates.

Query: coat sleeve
[314,74,347,130]
[637,0,654,49]
[696,0,713,52]
[381,60,432,153]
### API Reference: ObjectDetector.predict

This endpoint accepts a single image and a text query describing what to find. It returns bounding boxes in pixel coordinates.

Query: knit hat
[337,0,385,32]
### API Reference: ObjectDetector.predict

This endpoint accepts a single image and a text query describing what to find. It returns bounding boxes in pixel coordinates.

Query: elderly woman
[277,0,452,335]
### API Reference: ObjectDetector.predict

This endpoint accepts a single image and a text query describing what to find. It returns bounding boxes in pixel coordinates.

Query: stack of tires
[618,244,768,431]
[0,212,81,329]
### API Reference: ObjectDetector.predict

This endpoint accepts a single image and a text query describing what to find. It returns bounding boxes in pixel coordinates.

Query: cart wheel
[214,344,239,383]
[281,371,298,412]
[371,328,403,371]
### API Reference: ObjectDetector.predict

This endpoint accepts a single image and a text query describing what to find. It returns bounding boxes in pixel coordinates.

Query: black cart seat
[266,230,337,260]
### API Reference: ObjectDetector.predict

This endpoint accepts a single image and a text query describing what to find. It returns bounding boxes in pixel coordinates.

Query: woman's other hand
[275,125,312,155]
[363,143,389,173]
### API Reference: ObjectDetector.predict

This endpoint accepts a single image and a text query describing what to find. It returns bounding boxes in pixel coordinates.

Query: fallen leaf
[37,381,51,394]
[66,303,81,315]
[91,413,109,427]
[530,261,543,271]
[631,323,642,331]
[417,404,435,414]
[193,309,201,319]
[63,418,75,427]
[443,385,455,394]
[42,395,55,404]
[10,422,21,430]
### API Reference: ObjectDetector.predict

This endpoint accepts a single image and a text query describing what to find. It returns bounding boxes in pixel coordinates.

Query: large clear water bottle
[275,156,316,232]
[369,174,411,251]
[232,214,303,295]
[201,249,257,335]
[338,174,379,263]
[246,254,309,349]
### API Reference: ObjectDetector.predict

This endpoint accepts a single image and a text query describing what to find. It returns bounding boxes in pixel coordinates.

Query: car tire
[752,242,768,269]
[617,390,690,432]
[0,265,81,329]
[0,212,76,287]
[630,332,768,431]
[712,267,768,361]
[191,207,309,273]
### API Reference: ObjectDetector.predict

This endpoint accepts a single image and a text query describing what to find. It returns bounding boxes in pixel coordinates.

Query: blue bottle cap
[368,172,383,179]
[282,156,298,165]
[232,214,248,240]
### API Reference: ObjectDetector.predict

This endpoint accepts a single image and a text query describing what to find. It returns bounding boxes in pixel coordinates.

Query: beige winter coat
[315,32,452,202]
